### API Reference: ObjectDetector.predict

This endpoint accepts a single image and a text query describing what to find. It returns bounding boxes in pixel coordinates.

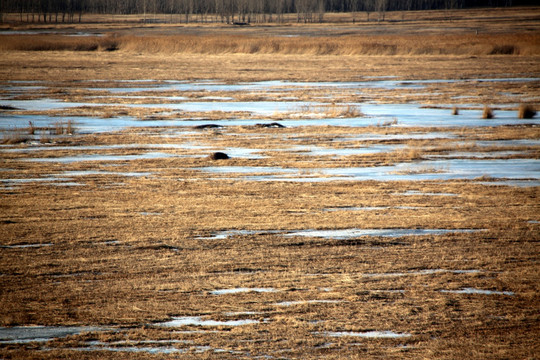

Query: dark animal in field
[194,124,222,129]
[0,105,19,110]
[209,152,229,160]
[255,122,285,128]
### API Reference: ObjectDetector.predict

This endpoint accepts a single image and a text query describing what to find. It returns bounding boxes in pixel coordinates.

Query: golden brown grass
[0,9,539,359]
[1,148,538,358]
[2,32,539,56]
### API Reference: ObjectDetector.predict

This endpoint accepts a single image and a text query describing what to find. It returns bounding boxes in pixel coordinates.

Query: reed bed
[1,32,539,56]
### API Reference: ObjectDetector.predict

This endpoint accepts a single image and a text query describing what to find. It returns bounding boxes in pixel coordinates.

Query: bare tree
[317,0,324,22]
[363,0,374,21]
[2,0,528,24]
[375,0,387,21]
[347,0,359,23]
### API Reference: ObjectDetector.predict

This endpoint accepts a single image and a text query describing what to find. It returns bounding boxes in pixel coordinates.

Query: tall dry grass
[110,33,540,56]
[0,34,119,52]
[1,33,539,56]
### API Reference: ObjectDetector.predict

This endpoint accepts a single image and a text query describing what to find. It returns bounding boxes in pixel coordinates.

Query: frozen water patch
[53,339,227,355]
[1,143,189,153]
[139,212,162,216]
[71,78,540,94]
[1,171,153,188]
[273,144,404,157]
[201,228,480,240]
[395,190,457,196]
[196,158,540,183]
[58,342,246,355]
[339,132,457,142]
[361,103,540,128]
[0,326,113,344]
[274,300,343,306]
[157,316,259,327]
[57,345,188,354]
[90,339,192,346]
[1,177,72,184]
[476,180,540,187]
[428,151,526,159]
[210,288,276,295]
[323,206,389,211]
[316,331,411,338]
[440,288,514,295]
[283,228,479,239]
[471,139,540,147]
[0,114,139,134]
[198,230,283,240]
[22,151,177,163]
[2,78,539,134]
[223,311,264,316]
[362,269,481,278]
[62,170,153,177]
[1,243,53,249]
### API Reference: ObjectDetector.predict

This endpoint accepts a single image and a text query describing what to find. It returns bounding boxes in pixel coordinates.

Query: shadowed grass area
[518,104,536,119]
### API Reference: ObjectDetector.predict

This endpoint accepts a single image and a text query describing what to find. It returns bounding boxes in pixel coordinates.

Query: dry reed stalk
[52,120,75,135]
[27,121,35,135]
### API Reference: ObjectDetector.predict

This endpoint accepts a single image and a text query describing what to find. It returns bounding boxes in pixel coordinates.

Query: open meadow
[0,7,539,359]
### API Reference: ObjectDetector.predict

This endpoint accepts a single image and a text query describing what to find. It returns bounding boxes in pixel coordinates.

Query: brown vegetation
[482,105,494,119]
[518,104,537,119]
[0,8,539,359]
[1,32,539,56]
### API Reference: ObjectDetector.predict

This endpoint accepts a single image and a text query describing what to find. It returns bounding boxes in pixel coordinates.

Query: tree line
[1,0,536,24]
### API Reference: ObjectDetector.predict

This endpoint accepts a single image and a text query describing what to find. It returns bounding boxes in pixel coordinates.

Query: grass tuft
[517,104,536,119]
[27,121,36,135]
[52,120,75,135]
[452,107,459,116]
[379,118,398,126]
[482,106,494,119]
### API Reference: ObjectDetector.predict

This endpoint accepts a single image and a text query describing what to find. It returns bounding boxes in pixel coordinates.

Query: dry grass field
[0,7,539,359]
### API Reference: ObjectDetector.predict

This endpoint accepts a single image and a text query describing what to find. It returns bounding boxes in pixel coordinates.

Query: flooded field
[1,10,539,359]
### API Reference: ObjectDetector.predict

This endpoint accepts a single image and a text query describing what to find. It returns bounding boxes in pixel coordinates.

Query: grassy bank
[1,32,539,56]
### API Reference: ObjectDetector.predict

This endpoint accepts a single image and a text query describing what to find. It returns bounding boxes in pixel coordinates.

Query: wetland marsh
[1,7,539,359]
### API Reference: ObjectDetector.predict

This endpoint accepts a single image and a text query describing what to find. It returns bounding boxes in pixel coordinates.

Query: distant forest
[1,0,537,24]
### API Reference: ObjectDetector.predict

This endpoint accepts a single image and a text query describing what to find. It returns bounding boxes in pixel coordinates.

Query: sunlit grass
[1,32,539,56]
